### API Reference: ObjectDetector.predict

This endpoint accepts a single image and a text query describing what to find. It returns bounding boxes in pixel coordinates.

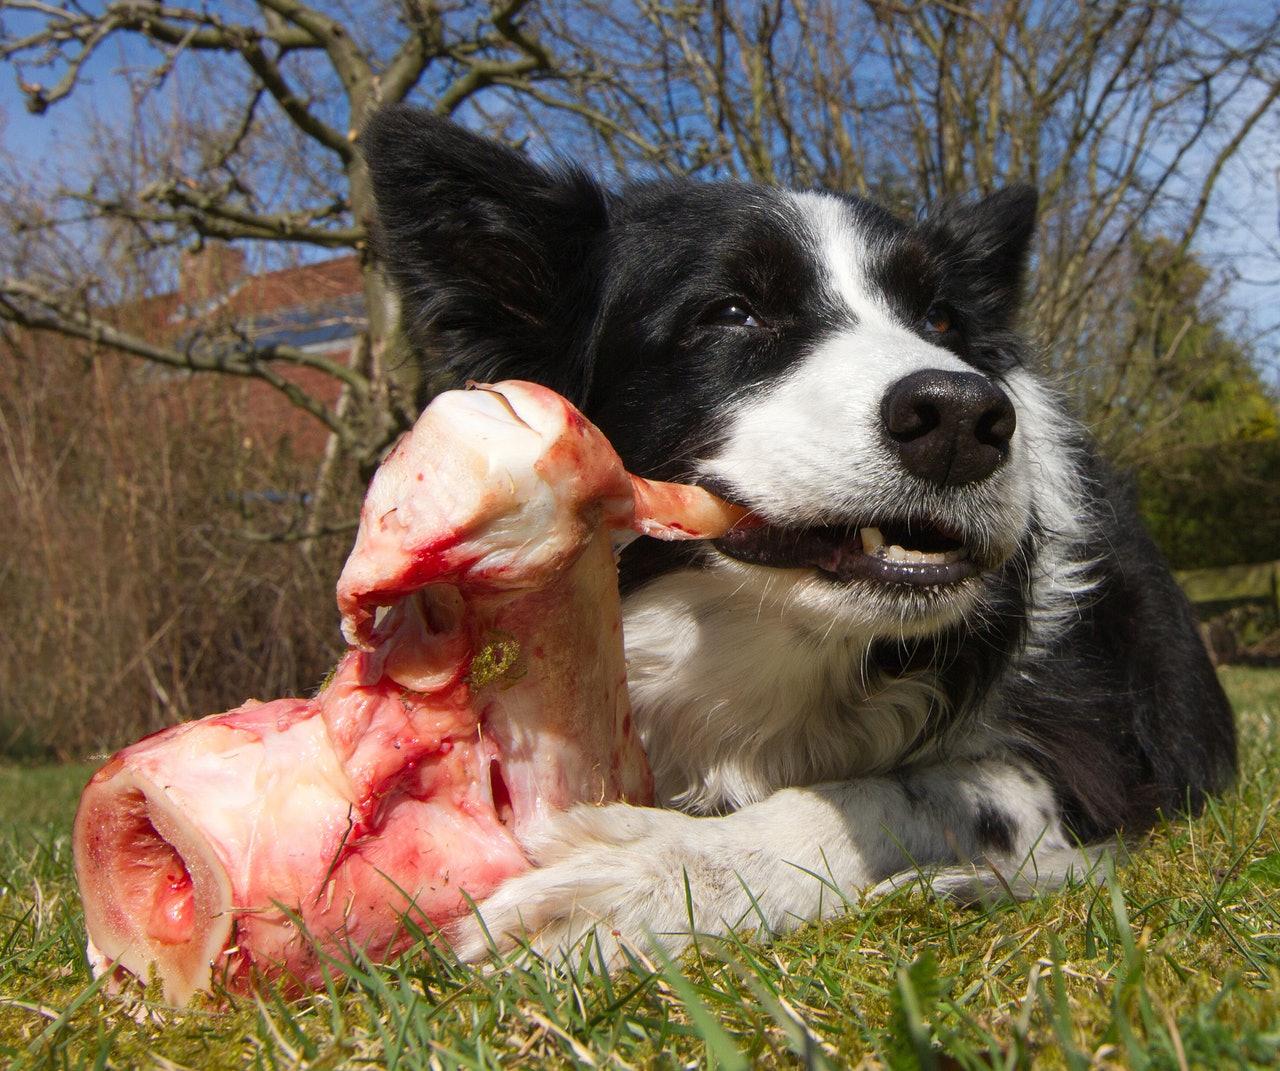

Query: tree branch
[434,0,555,115]
[378,0,444,105]
[255,0,371,92]
[138,183,364,248]
[4,1,320,112]
[1174,78,1280,259]
[0,278,370,446]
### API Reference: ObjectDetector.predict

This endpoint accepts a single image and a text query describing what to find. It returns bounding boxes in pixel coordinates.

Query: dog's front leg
[447,755,1093,969]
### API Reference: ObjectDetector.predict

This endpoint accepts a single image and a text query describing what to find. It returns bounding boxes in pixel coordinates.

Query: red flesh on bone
[72,381,749,1005]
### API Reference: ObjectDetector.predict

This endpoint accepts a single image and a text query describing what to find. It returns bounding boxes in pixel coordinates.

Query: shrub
[1139,439,1280,571]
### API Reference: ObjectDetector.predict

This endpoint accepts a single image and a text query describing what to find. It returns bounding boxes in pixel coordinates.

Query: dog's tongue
[74,380,748,1004]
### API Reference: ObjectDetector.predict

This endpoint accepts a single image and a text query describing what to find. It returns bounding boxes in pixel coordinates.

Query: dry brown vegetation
[0,337,350,758]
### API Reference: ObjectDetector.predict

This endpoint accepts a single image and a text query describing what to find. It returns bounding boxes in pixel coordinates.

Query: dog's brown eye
[924,303,954,335]
[705,300,764,329]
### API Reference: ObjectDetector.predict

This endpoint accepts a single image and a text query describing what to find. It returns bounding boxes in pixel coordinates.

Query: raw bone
[72,381,749,1005]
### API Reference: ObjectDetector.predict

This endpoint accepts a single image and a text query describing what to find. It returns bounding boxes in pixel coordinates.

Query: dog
[360,105,1237,968]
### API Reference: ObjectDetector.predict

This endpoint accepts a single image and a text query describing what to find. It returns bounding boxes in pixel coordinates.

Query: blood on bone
[73,381,750,1005]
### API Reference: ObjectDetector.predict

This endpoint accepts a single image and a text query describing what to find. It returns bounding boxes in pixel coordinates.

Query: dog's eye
[924,303,956,335]
[703,300,764,329]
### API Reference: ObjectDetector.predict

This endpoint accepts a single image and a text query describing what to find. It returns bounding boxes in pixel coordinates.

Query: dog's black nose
[880,370,1016,486]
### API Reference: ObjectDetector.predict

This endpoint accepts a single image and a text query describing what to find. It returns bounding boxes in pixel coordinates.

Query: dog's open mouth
[714,518,981,587]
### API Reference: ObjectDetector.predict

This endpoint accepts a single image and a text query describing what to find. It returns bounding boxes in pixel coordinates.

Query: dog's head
[363,107,1085,644]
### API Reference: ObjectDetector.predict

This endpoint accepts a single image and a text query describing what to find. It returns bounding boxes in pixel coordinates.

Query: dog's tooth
[886,544,910,562]
[860,527,885,553]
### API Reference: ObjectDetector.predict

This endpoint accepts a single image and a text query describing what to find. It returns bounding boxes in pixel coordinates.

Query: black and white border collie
[362,106,1237,967]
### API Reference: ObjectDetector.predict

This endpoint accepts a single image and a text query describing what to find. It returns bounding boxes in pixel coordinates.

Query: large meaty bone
[73,381,750,1006]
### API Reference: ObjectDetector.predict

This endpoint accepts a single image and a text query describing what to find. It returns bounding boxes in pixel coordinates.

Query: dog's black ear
[361,105,610,393]
[922,185,1037,328]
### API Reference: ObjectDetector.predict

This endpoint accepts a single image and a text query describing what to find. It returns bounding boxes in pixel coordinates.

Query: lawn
[2,667,1279,1069]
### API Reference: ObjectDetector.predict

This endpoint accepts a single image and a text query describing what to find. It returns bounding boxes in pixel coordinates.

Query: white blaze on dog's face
[694,190,1062,639]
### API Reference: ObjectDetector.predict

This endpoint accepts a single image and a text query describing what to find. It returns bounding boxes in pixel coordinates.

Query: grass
[2,668,1279,1069]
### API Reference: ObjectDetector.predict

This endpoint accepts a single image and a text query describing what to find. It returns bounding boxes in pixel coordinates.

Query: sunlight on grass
[1,669,1278,1068]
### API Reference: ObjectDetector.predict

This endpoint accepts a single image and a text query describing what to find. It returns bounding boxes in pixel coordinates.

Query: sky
[1,3,1276,382]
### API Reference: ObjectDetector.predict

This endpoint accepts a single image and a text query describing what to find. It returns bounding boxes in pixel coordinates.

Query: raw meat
[72,381,749,1005]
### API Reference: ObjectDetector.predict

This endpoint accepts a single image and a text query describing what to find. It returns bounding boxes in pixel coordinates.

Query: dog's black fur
[359,104,1236,959]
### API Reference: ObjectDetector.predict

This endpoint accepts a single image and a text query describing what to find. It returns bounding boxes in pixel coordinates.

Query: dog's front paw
[447,804,751,970]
